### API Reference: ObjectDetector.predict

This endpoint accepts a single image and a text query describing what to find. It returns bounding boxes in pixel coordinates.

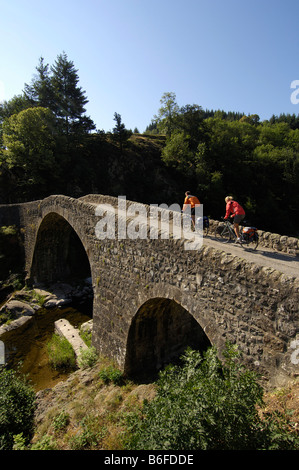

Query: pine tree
[113,112,132,153]
[50,52,95,135]
[24,57,53,109]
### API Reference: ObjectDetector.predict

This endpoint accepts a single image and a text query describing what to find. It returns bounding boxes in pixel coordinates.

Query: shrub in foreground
[78,346,98,369]
[0,368,36,450]
[126,345,299,450]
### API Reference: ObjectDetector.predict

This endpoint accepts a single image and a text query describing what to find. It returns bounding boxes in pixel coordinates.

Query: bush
[126,345,299,450]
[78,346,98,369]
[0,226,24,282]
[47,333,76,371]
[0,368,36,450]
[68,415,107,450]
[79,328,92,347]
[99,365,123,385]
[30,434,58,450]
[52,410,70,433]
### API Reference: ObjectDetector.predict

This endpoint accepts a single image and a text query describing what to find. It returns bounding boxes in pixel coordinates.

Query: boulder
[0,299,35,318]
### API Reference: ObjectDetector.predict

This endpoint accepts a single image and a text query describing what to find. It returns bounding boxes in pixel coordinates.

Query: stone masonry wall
[92,231,299,387]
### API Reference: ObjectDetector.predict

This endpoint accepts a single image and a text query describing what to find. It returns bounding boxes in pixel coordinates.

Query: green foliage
[69,415,107,450]
[2,74,299,236]
[52,410,70,433]
[78,346,98,369]
[0,368,36,450]
[79,328,92,347]
[0,94,31,149]
[157,99,299,235]
[154,92,180,136]
[24,53,95,136]
[0,225,24,289]
[2,107,57,199]
[3,107,56,169]
[12,432,27,450]
[113,112,132,153]
[0,225,18,236]
[24,57,53,109]
[47,333,76,371]
[126,345,299,450]
[161,131,194,175]
[0,52,95,202]
[99,365,123,385]
[50,52,95,136]
[30,434,58,450]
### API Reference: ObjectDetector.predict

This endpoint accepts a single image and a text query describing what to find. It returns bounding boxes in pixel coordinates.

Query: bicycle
[182,213,209,236]
[195,216,209,237]
[214,217,259,249]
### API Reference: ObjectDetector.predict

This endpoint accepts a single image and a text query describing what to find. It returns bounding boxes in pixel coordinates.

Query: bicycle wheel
[242,232,259,250]
[214,223,232,243]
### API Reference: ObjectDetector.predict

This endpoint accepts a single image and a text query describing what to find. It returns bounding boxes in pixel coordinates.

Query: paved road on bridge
[204,235,299,279]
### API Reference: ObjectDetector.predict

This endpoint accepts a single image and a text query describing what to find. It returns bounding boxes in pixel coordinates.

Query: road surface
[203,234,299,279]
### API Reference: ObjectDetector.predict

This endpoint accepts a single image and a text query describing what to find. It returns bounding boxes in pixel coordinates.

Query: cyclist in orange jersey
[182,191,200,228]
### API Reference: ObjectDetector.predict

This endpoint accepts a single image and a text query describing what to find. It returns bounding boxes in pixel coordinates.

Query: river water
[1,302,92,392]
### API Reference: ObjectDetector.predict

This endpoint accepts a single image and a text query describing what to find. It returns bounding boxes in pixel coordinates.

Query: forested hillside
[1,55,299,236]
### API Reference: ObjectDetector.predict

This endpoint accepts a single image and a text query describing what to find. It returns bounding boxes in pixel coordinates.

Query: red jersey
[224,200,245,219]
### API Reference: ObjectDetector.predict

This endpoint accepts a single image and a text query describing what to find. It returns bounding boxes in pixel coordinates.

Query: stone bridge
[0,194,298,386]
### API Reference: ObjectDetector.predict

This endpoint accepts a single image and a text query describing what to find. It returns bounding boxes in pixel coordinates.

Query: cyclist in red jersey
[224,196,245,242]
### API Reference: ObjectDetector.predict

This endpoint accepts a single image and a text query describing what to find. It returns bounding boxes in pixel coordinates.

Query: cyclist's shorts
[233,214,245,224]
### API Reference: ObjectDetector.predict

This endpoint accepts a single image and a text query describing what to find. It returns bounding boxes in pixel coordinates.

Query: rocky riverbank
[0,278,93,336]
[0,279,94,391]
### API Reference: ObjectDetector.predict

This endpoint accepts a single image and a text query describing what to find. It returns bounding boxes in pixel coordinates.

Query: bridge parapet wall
[208,219,299,256]
[80,195,299,256]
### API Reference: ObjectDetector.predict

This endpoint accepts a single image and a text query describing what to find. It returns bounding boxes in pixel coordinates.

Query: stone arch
[30,212,91,284]
[124,297,212,380]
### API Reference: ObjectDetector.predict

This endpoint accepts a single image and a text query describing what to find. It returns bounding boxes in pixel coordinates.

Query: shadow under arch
[124,297,212,382]
[30,212,91,285]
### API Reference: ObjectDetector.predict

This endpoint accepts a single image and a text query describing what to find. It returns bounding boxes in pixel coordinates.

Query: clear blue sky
[1,0,299,132]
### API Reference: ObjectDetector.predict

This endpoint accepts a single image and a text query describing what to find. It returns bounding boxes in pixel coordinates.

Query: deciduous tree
[154,92,180,136]
[2,107,57,198]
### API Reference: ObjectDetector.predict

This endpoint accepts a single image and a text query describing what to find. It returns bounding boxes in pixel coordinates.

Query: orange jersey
[183,195,200,211]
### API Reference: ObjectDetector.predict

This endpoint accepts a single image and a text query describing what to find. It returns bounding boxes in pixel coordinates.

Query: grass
[47,333,76,371]
[30,357,156,450]
[28,354,299,450]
